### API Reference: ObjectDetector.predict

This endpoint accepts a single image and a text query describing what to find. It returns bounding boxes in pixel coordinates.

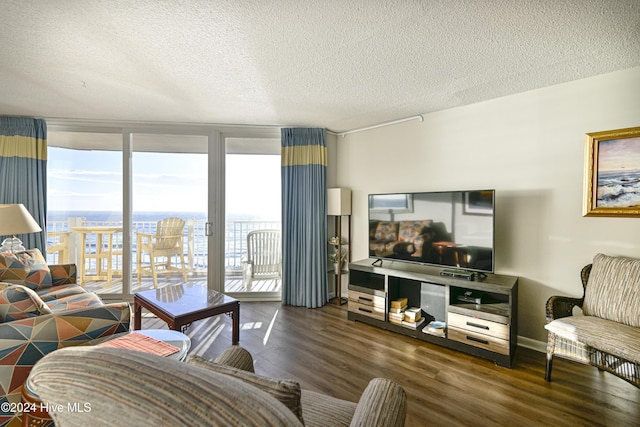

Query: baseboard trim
[518,336,546,353]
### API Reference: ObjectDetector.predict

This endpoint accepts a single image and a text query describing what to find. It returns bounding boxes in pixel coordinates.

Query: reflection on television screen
[368,190,495,273]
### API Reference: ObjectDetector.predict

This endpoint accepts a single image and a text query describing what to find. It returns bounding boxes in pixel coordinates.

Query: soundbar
[439,269,475,281]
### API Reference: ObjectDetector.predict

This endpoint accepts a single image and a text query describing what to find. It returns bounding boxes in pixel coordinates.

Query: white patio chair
[242,230,281,290]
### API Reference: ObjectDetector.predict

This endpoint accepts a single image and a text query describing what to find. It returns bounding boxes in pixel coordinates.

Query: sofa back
[583,253,640,327]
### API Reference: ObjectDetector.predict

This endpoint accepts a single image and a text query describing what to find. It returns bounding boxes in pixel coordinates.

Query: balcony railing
[46,217,280,276]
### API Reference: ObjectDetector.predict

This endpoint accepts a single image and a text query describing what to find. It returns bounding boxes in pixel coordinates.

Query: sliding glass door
[46,131,125,294]
[46,128,218,298]
[131,133,209,292]
[224,137,281,300]
[47,124,278,301]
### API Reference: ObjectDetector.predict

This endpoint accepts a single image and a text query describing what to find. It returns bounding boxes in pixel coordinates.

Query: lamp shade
[328,188,352,216]
[0,204,42,236]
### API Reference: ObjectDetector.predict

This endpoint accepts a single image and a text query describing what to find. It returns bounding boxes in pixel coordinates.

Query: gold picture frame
[583,126,640,217]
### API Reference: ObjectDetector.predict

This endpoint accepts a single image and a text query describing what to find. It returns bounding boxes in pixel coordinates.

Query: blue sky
[48,147,281,220]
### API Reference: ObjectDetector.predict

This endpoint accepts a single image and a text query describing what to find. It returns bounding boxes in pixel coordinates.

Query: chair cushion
[0,282,52,321]
[188,354,305,425]
[583,253,640,327]
[0,249,52,290]
[545,315,640,364]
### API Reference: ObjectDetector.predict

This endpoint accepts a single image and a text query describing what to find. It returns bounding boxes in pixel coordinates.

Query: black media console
[347,259,519,367]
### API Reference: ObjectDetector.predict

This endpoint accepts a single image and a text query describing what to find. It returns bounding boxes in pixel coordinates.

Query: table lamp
[0,204,43,253]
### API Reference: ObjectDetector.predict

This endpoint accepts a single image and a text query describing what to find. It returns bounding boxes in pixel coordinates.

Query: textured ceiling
[1,0,639,133]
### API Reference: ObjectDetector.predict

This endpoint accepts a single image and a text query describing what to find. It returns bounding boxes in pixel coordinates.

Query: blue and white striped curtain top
[281,128,328,308]
[0,116,48,252]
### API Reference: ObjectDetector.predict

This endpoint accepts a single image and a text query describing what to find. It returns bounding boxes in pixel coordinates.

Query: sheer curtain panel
[0,117,47,252]
[281,128,328,308]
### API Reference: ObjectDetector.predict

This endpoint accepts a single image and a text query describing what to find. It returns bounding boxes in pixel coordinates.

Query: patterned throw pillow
[0,282,53,322]
[187,354,305,425]
[0,249,52,290]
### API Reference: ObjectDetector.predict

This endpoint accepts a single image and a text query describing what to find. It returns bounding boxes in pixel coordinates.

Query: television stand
[347,259,518,367]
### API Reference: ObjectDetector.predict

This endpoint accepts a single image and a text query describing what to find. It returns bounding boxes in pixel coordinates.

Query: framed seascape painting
[583,126,640,217]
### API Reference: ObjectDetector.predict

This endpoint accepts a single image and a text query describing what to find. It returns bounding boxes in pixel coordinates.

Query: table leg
[232,303,240,344]
[133,301,142,330]
[22,385,54,427]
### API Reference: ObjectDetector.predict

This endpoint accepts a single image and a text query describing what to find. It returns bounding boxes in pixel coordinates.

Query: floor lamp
[328,188,351,305]
[0,204,43,253]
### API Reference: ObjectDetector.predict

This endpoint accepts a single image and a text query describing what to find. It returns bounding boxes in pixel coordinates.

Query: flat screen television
[368,190,495,274]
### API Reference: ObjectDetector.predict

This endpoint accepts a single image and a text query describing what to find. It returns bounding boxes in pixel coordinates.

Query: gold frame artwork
[583,126,640,217]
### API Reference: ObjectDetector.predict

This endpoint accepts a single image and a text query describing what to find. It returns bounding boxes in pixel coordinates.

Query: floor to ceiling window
[46,124,280,301]
[224,137,282,300]
[131,133,209,292]
[46,132,124,294]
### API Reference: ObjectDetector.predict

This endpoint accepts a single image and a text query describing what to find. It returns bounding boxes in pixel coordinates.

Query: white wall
[336,67,640,347]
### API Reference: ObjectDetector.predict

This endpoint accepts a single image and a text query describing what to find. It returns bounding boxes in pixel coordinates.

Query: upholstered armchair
[27,346,407,427]
[0,249,131,427]
[190,346,408,427]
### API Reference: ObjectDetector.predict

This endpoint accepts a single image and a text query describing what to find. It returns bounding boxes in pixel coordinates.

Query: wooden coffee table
[133,284,240,344]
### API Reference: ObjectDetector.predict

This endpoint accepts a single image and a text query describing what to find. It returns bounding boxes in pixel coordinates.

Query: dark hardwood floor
[143,301,640,427]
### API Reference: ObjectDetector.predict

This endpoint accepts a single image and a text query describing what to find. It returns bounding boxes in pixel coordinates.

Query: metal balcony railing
[46,217,280,276]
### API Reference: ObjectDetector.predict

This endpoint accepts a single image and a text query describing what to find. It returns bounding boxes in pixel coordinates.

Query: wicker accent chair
[27,346,407,427]
[136,217,188,288]
[544,253,640,388]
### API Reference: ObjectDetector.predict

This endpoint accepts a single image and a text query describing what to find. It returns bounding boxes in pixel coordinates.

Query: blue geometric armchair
[0,249,130,427]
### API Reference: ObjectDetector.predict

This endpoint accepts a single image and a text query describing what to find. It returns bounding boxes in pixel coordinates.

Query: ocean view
[597,169,640,208]
[45,210,280,271]
[47,210,275,224]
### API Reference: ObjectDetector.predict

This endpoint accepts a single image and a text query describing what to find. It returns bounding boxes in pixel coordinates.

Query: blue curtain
[281,128,328,308]
[0,117,47,252]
